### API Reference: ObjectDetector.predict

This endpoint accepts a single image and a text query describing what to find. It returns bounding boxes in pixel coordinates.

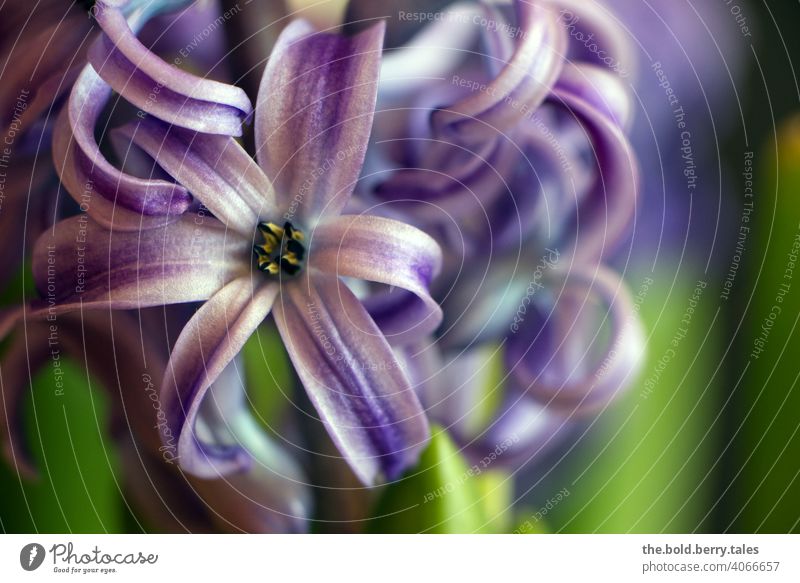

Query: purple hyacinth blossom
[51,0,253,232]
[369,0,638,268]
[401,262,645,468]
[89,0,252,135]
[0,311,313,533]
[355,0,645,462]
[0,0,214,296]
[25,16,443,486]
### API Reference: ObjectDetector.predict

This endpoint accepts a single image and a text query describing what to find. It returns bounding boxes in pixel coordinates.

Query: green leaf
[731,116,800,532]
[546,271,721,532]
[0,358,124,533]
[368,427,495,533]
[0,261,34,307]
[474,469,514,533]
[461,344,506,438]
[242,323,293,433]
[512,514,550,534]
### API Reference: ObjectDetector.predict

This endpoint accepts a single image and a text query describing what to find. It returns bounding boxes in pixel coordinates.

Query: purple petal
[89,1,251,135]
[482,134,572,252]
[555,62,633,128]
[53,66,192,230]
[190,358,311,532]
[160,278,278,478]
[378,2,480,99]
[255,20,385,223]
[273,273,429,485]
[506,266,645,415]
[118,117,277,236]
[550,79,639,262]
[462,391,569,469]
[309,214,442,344]
[372,135,519,221]
[30,212,249,317]
[479,4,515,71]
[431,1,567,144]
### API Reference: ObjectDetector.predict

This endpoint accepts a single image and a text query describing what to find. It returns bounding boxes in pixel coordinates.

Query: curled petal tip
[507,266,645,415]
[161,279,278,479]
[310,214,443,345]
[90,1,252,136]
[54,67,193,230]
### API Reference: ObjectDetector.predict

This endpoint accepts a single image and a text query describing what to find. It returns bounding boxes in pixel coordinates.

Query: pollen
[253,221,306,276]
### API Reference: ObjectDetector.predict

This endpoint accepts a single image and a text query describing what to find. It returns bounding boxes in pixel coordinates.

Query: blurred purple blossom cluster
[0,0,728,532]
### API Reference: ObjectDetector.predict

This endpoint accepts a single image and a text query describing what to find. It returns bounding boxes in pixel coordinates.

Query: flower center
[253,221,306,276]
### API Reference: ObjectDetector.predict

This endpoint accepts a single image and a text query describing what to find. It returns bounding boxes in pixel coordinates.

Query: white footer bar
[1,534,798,582]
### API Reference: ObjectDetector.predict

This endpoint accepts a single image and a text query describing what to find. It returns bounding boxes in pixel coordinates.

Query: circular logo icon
[20,543,46,571]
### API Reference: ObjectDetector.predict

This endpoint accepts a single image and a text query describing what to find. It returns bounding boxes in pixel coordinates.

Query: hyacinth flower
[0,0,209,295]
[399,263,644,471]
[357,0,645,463]
[46,0,253,235]
[368,0,635,264]
[0,310,312,532]
[13,5,444,486]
